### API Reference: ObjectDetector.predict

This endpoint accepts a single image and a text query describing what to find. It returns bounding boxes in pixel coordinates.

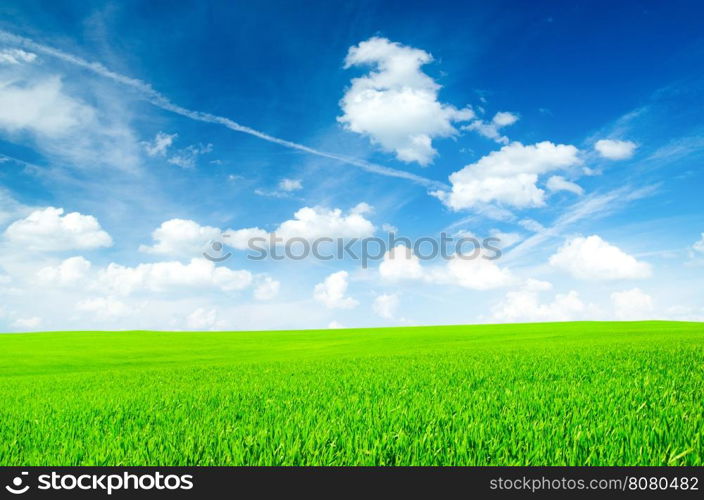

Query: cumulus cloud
[610,288,654,320]
[434,141,581,210]
[692,233,704,253]
[224,204,375,249]
[4,207,113,251]
[143,131,177,157]
[98,258,252,296]
[313,271,358,309]
[0,67,142,172]
[373,293,399,319]
[254,276,280,300]
[278,178,303,192]
[594,139,637,160]
[379,245,425,280]
[255,178,304,198]
[431,254,515,290]
[76,296,130,319]
[338,37,473,165]
[463,111,519,145]
[492,288,589,323]
[224,227,269,251]
[549,235,652,280]
[379,244,514,290]
[36,256,91,286]
[0,76,94,137]
[546,175,584,195]
[186,307,224,330]
[139,218,221,257]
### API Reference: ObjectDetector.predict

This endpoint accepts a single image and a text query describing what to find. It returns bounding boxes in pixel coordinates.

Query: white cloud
[429,254,515,290]
[36,256,91,286]
[523,278,554,292]
[378,245,425,280]
[379,244,514,290]
[4,207,113,251]
[12,316,41,330]
[278,178,303,192]
[594,139,637,160]
[76,297,130,319]
[0,187,31,226]
[692,233,704,253]
[167,143,212,169]
[254,277,280,300]
[0,66,142,173]
[256,178,305,198]
[0,29,441,187]
[98,258,252,296]
[489,229,522,249]
[664,305,704,322]
[549,235,652,280]
[492,111,519,127]
[0,76,94,137]
[327,321,345,329]
[434,141,581,210]
[373,293,399,319]
[463,111,519,145]
[338,37,473,165]
[139,218,221,257]
[224,227,269,251]
[186,307,223,330]
[143,131,177,157]
[546,175,584,195]
[0,49,36,65]
[224,204,375,249]
[610,288,654,320]
[518,218,546,232]
[313,271,358,309]
[254,188,291,199]
[492,289,589,323]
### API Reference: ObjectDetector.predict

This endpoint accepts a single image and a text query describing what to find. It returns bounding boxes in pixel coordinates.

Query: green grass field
[0,321,702,466]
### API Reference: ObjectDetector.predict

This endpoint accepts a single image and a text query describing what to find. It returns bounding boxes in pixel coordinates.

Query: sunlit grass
[0,321,701,465]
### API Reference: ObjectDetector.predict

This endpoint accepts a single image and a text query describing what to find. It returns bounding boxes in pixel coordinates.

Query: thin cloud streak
[0,30,447,190]
[504,185,658,263]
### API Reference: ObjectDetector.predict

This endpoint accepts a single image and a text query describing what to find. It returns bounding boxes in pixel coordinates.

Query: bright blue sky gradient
[0,0,702,330]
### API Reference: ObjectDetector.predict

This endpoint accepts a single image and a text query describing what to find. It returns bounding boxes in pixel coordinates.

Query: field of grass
[0,321,702,466]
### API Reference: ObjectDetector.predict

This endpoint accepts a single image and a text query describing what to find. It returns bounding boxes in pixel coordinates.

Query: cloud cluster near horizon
[0,21,701,332]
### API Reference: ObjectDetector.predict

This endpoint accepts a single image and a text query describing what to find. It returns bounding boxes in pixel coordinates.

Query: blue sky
[0,0,703,331]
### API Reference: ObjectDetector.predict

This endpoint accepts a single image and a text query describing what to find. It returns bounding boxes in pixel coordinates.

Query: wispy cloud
[504,185,658,263]
[0,30,446,190]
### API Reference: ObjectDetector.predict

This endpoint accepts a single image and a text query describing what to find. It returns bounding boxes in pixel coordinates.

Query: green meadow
[0,321,701,466]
